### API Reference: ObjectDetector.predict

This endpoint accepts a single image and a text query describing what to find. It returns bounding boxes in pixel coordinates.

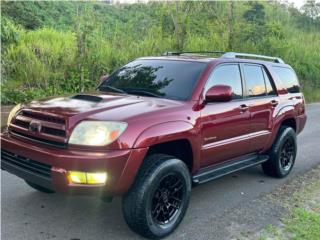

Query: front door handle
[239,104,249,112]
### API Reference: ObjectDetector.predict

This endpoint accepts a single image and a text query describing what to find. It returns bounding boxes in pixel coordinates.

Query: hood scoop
[71,94,103,102]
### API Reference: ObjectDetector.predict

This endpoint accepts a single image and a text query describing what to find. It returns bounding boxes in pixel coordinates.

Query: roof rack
[221,52,285,64]
[162,51,225,56]
[162,51,285,64]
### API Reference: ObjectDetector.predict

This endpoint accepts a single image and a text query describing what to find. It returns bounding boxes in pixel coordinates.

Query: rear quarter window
[272,66,300,93]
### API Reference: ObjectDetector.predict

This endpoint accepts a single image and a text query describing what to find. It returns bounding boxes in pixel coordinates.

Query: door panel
[200,101,251,168]
[246,97,278,151]
[200,64,252,168]
[241,64,278,152]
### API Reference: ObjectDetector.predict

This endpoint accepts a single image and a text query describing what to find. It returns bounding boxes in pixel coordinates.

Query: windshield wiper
[99,85,127,94]
[125,89,163,98]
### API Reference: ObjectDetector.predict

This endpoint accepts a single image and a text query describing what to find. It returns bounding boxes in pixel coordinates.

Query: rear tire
[262,126,297,178]
[122,154,191,239]
[25,181,55,193]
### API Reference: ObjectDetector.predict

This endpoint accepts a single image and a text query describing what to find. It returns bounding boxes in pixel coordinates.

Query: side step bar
[192,155,269,184]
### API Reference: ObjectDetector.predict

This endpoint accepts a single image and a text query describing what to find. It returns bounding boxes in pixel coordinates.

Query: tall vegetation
[1,1,320,104]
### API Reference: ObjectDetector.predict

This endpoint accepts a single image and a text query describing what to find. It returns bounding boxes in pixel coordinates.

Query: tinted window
[272,67,300,93]
[262,68,276,95]
[205,64,243,99]
[99,60,207,100]
[243,65,266,97]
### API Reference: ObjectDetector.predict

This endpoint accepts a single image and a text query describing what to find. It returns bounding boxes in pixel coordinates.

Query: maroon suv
[1,52,307,239]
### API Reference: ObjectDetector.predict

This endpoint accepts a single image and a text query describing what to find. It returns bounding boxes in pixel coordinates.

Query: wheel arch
[147,139,194,172]
[133,121,201,173]
[264,106,297,152]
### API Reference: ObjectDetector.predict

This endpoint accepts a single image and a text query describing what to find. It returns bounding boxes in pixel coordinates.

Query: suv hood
[23,92,185,125]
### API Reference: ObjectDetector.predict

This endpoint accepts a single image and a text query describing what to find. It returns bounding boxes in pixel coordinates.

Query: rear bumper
[296,113,307,134]
[1,132,148,196]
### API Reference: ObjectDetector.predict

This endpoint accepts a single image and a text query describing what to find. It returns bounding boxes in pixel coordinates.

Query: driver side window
[205,64,243,100]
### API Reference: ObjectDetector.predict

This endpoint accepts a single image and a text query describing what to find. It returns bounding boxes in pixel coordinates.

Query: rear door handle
[239,104,249,112]
[270,100,279,107]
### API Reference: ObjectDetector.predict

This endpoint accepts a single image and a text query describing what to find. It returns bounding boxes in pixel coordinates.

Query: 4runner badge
[29,121,41,133]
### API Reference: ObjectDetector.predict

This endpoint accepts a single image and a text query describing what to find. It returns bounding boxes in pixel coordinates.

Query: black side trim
[10,131,67,148]
[192,154,269,184]
[1,150,53,190]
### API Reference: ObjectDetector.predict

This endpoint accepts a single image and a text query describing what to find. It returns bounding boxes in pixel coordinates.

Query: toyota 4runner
[1,51,307,239]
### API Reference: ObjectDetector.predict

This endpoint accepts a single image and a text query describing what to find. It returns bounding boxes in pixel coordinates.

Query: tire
[25,180,55,193]
[262,126,297,178]
[122,154,191,239]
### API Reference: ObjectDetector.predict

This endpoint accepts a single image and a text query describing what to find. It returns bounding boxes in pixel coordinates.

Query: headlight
[68,121,127,146]
[7,104,21,126]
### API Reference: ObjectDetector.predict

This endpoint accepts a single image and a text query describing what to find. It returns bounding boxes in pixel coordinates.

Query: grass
[284,208,320,240]
[258,166,320,240]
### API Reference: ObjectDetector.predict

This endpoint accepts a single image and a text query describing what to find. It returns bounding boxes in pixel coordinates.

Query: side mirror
[205,85,233,102]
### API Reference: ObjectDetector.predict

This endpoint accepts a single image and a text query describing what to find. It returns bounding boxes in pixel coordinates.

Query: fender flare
[133,121,198,148]
[115,121,201,194]
[133,121,201,170]
[263,105,296,152]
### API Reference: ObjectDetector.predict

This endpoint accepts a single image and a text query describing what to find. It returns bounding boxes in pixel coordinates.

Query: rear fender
[262,105,296,152]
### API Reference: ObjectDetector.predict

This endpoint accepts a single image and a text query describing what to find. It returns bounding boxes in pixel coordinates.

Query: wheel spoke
[152,203,161,215]
[280,138,295,171]
[151,173,185,225]
[170,196,182,204]
[170,178,182,189]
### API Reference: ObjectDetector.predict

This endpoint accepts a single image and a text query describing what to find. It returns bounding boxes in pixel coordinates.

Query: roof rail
[162,51,285,64]
[221,52,285,64]
[162,51,225,56]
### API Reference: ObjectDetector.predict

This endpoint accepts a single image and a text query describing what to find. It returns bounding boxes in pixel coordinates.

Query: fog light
[69,171,87,184]
[68,171,107,185]
[87,172,107,184]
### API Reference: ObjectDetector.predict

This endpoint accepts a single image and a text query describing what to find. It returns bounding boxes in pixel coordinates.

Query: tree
[74,4,95,91]
[242,2,267,46]
[301,0,320,25]
[243,1,266,24]
[227,1,235,50]
[167,1,191,51]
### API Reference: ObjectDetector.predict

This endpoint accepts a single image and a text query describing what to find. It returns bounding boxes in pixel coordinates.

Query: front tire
[262,126,297,178]
[122,154,191,239]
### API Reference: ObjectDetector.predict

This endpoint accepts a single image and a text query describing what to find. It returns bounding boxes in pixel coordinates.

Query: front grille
[10,131,67,148]
[1,150,52,179]
[9,109,67,147]
[21,110,65,124]
[15,119,29,128]
[42,126,66,137]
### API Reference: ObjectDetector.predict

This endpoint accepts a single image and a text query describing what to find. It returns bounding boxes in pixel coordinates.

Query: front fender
[115,121,200,194]
[133,121,201,172]
[133,121,197,148]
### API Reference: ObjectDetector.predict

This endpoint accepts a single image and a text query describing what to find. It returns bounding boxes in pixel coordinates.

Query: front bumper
[1,132,148,196]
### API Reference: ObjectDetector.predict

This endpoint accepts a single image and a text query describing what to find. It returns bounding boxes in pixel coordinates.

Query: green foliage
[1,1,320,104]
[1,85,66,105]
[285,208,320,240]
[4,28,76,88]
[1,17,22,48]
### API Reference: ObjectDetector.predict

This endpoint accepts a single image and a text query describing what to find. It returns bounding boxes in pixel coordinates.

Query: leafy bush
[1,1,319,104]
[4,28,76,89]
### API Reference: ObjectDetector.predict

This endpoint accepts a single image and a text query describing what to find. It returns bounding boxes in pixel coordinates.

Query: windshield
[98,59,207,100]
